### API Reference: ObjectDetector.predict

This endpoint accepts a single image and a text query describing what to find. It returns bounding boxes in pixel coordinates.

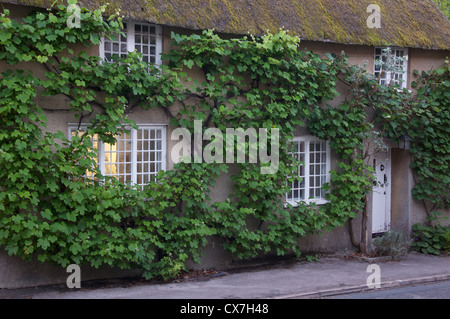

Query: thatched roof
[2,0,450,50]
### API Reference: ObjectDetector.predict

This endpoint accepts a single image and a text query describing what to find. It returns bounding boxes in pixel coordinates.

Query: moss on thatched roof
[2,0,450,50]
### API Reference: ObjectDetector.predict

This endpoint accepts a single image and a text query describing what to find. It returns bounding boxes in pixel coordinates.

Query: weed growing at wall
[411,212,449,255]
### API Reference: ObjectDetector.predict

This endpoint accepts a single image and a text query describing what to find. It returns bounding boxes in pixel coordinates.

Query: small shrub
[411,223,449,255]
[373,230,409,260]
[444,228,450,253]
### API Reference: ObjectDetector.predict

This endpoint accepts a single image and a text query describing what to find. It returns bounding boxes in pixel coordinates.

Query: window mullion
[161,127,167,171]
[131,128,138,185]
[293,142,298,202]
[155,25,163,66]
[127,22,135,53]
[305,141,310,202]
[99,35,105,60]
[99,141,105,176]
[326,142,331,186]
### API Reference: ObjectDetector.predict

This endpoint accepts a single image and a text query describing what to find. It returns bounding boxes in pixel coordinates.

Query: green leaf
[0,31,12,43]
[184,59,194,69]
[38,238,50,250]
[41,209,53,220]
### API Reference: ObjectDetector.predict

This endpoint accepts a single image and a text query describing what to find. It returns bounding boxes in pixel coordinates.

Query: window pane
[299,165,304,178]
[287,140,307,202]
[133,23,159,65]
[287,138,328,203]
[137,128,165,189]
[70,126,166,189]
[374,47,407,89]
[103,132,132,183]
[103,26,128,62]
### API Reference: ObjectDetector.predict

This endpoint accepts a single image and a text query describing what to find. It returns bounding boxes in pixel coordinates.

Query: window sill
[284,199,330,208]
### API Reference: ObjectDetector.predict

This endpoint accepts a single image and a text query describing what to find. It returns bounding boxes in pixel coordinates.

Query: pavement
[0,251,449,299]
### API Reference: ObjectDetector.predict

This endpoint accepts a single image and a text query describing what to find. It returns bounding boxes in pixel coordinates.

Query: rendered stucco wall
[1,4,449,288]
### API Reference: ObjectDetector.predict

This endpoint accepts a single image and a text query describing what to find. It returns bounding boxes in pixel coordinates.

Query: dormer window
[374,47,408,89]
[100,22,162,65]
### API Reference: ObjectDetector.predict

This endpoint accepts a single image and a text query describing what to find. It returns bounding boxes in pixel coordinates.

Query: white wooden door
[371,151,391,234]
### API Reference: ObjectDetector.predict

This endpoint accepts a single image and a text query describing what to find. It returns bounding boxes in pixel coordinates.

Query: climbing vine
[380,60,450,255]
[381,62,450,212]
[0,3,448,279]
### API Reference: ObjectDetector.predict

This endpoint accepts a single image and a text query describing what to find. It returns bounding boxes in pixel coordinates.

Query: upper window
[100,22,162,65]
[374,47,408,89]
[69,125,167,190]
[287,137,330,206]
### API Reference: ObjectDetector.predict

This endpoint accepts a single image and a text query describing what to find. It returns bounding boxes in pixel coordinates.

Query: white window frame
[374,47,409,90]
[286,136,331,206]
[68,124,167,189]
[99,21,163,66]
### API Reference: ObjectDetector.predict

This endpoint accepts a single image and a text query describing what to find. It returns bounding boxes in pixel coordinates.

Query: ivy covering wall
[0,3,448,279]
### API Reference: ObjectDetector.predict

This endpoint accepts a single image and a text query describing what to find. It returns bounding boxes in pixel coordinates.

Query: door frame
[371,149,392,234]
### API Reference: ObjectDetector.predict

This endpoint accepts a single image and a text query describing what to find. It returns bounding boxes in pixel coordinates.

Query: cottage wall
[0,4,449,288]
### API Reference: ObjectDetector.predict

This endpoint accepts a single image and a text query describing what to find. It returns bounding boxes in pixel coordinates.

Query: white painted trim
[98,134,105,176]
[131,126,138,182]
[385,149,392,232]
[371,149,392,234]
[126,22,134,55]
[99,35,105,61]
[155,24,163,67]
[286,135,331,207]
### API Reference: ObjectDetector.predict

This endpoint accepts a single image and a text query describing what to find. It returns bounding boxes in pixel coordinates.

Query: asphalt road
[330,280,450,299]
